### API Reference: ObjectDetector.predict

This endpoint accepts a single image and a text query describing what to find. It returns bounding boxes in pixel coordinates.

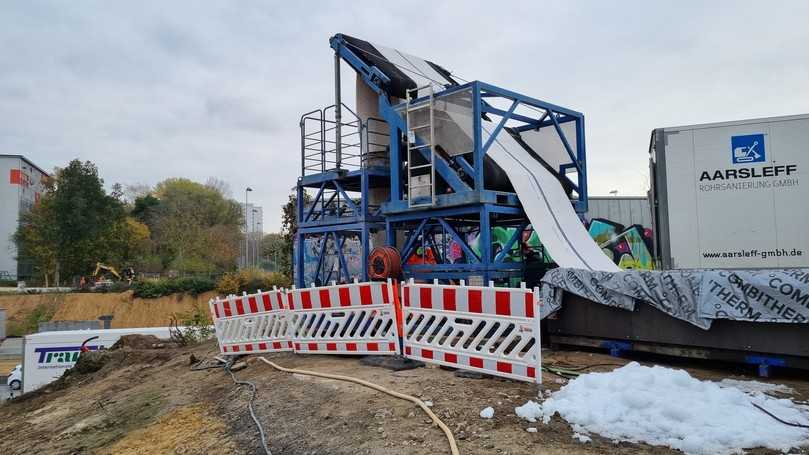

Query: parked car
[7,364,21,391]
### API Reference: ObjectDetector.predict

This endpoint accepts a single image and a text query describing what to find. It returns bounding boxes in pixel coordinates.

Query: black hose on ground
[752,402,809,429]
[224,359,272,455]
[192,357,272,455]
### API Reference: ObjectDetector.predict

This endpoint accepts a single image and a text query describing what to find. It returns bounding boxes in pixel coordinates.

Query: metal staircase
[405,85,436,208]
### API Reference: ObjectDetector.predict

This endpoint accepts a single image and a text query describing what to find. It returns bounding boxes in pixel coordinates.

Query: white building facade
[0,155,49,280]
[239,203,264,268]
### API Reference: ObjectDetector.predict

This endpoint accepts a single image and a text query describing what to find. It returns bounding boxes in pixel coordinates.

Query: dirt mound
[2,340,807,454]
[111,334,174,350]
[70,350,114,375]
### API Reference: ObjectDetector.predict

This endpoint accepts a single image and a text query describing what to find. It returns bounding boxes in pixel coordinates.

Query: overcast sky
[2,1,808,231]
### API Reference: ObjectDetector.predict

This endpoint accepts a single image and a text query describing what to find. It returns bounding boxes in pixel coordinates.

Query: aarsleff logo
[697,132,799,185]
[731,134,765,164]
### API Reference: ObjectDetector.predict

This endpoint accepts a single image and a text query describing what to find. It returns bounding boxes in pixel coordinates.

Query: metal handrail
[300,103,368,177]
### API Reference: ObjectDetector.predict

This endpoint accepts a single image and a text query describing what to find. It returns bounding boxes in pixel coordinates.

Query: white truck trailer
[649,113,809,269]
[21,327,172,394]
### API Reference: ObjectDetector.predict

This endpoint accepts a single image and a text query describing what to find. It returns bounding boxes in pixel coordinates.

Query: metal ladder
[405,85,436,208]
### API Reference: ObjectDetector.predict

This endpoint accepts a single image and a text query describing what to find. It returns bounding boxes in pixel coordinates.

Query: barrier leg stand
[359,279,424,372]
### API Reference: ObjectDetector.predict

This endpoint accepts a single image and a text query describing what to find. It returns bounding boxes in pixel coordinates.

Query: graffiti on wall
[295,218,656,285]
[444,219,655,270]
[299,235,364,286]
[586,218,654,269]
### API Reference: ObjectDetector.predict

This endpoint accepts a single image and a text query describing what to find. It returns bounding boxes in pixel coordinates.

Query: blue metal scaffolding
[294,34,588,287]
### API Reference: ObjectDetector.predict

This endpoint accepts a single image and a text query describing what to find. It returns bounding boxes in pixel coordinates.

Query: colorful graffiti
[464,227,549,264]
[446,219,655,270]
[299,235,364,286]
[295,218,655,285]
[586,218,654,269]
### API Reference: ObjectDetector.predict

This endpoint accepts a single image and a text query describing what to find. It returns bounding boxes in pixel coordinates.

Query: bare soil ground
[1,340,807,455]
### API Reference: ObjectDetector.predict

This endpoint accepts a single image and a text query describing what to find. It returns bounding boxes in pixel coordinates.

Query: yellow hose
[258,357,460,455]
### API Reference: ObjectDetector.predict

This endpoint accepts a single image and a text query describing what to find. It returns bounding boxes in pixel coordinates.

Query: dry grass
[99,404,240,455]
[0,290,216,335]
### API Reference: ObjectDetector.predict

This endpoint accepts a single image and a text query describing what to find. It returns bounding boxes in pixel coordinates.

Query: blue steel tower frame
[294,34,588,286]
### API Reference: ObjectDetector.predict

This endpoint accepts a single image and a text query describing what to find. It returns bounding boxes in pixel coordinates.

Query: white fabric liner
[519,122,578,174]
[374,43,449,96]
[445,109,619,271]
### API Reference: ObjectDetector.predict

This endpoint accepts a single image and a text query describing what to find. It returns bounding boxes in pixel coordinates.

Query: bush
[132,277,215,299]
[7,302,58,336]
[0,279,16,287]
[171,303,214,345]
[215,269,292,296]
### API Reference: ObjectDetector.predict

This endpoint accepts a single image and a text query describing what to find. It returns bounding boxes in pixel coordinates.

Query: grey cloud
[1,0,808,229]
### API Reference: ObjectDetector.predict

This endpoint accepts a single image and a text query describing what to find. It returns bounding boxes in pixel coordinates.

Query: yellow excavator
[89,262,136,289]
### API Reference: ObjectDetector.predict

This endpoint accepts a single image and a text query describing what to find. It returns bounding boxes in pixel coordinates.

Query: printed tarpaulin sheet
[540,268,809,330]
[699,270,809,323]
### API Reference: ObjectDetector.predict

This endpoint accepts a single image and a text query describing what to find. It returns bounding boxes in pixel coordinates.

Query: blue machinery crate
[294,34,587,287]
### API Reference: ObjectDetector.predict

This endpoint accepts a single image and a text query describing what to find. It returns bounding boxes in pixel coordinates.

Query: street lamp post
[244,187,253,268]
[251,209,258,268]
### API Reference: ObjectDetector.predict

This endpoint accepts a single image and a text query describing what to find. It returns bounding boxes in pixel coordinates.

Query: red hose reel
[368,246,402,280]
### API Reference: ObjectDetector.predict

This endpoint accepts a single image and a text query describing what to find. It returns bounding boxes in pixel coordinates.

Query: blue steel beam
[400,218,429,263]
[547,112,582,175]
[510,114,578,133]
[336,234,349,283]
[436,217,480,262]
[453,155,475,177]
[330,35,391,96]
[298,221,376,234]
[472,81,483,191]
[481,99,519,155]
[575,116,588,213]
[478,82,584,118]
[304,182,327,222]
[481,104,537,128]
[410,132,470,193]
[332,180,358,215]
[494,220,530,263]
[316,188,340,221]
[401,224,436,264]
[312,232,330,286]
[425,231,444,264]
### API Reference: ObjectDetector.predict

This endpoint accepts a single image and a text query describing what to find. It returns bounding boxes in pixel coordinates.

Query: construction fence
[209,279,543,383]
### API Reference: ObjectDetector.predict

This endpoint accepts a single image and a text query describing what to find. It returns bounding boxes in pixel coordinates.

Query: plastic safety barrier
[288,280,400,355]
[401,280,542,383]
[209,288,293,354]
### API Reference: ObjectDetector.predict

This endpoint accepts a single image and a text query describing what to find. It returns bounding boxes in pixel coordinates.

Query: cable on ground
[752,402,809,429]
[258,357,459,455]
[192,357,272,455]
[224,359,273,455]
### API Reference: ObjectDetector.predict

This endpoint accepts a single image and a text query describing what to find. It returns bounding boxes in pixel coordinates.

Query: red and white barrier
[209,288,293,354]
[288,280,400,355]
[401,279,542,383]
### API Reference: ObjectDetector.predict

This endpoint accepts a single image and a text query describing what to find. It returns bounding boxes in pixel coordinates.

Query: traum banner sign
[652,115,809,269]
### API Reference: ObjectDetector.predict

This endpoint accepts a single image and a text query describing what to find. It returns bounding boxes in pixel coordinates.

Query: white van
[22,327,172,394]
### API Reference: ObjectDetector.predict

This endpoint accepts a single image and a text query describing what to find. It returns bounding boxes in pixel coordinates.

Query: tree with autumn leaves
[14,160,243,285]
